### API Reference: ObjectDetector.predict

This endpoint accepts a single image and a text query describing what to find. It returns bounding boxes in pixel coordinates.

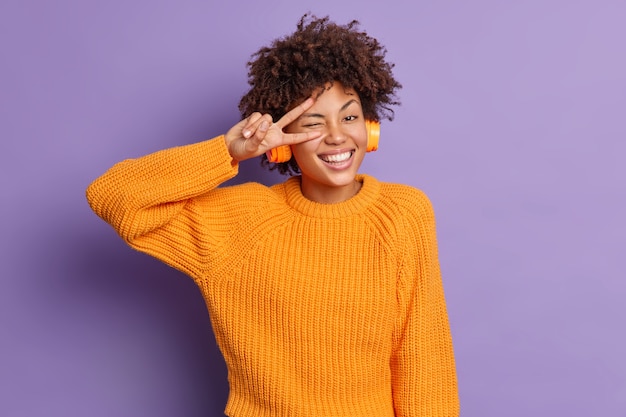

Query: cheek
[355,127,368,148]
[358,131,368,147]
[292,137,322,157]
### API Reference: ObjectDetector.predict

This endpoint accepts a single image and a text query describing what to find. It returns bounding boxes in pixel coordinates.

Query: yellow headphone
[266,120,380,163]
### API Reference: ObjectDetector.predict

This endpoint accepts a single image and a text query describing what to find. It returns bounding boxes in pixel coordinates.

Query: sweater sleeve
[85,135,239,280]
[391,190,460,417]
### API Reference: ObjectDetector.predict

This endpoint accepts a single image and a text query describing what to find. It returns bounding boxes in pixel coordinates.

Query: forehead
[307,82,360,108]
[315,81,357,97]
[283,81,361,115]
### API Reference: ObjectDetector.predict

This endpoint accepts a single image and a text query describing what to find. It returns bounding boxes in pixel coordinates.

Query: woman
[86,14,460,417]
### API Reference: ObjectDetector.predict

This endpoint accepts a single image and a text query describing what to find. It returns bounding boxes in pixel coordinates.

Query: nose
[323,123,347,146]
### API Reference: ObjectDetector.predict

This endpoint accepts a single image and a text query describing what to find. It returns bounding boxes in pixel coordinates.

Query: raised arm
[86,136,240,277]
[86,99,321,279]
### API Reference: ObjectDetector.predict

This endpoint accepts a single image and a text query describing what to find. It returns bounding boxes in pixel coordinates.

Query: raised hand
[225,97,321,163]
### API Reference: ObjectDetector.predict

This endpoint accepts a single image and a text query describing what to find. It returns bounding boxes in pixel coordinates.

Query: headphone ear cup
[366,120,380,152]
[266,145,292,163]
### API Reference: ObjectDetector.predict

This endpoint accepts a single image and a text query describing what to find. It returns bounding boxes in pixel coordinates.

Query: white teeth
[321,152,352,163]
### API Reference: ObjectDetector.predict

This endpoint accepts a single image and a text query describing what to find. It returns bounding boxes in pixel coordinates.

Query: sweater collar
[283,174,381,218]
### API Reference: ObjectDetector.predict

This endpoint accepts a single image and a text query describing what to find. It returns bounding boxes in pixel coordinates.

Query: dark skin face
[285,82,367,204]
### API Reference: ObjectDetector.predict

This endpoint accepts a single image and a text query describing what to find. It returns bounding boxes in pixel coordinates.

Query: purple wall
[2,1,625,416]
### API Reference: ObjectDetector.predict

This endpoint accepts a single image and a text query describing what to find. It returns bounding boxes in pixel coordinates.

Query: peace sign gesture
[225,97,321,163]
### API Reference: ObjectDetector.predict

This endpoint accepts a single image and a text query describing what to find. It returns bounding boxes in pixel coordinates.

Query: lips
[318,150,354,164]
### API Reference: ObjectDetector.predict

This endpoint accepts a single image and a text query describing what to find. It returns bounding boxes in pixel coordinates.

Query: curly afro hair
[238,14,402,175]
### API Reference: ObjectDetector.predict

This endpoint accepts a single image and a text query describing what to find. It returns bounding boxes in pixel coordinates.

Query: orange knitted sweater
[86,136,459,417]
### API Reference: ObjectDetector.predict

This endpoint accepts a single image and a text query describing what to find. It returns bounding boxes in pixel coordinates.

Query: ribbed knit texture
[86,136,460,417]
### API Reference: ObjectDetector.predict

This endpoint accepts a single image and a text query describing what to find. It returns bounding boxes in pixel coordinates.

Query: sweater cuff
[198,135,240,182]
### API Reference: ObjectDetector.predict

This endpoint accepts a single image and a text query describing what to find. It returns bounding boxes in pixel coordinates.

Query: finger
[243,113,272,138]
[274,97,315,129]
[245,117,277,151]
[240,113,259,138]
[282,130,322,146]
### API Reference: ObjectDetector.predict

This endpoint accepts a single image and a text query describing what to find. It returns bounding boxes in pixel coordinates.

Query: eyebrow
[300,99,359,119]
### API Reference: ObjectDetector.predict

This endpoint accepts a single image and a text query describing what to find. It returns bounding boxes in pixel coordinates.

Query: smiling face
[285,82,368,203]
